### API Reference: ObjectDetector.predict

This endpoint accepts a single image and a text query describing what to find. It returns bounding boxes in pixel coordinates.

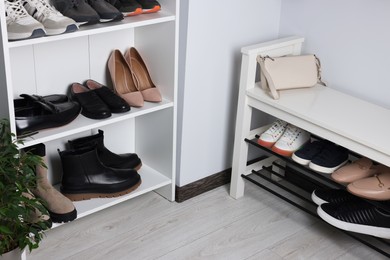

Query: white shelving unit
[0,0,179,231]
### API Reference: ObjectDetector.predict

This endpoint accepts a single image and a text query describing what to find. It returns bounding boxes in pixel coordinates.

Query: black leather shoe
[70,83,111,119]
[68,129,142,170]
[84,79,130,113]
[59,146,141,201]
[15,94,81,136]
[14,94,69,109]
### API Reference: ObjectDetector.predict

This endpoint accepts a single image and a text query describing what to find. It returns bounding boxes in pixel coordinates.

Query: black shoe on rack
[317,200,390,239]
[59,146,142,201]
[70,83,112,119]
[107,0,142,16]
[135,0,160,14]
[68,129,142,170]
[14,94,81,136]
[52,0,100,26]
[292,139,331,166]
[311,188,360,206]
[87,0,124,22]
[84,79,130,113]
[14,94,68,108]
[308,143,349,174]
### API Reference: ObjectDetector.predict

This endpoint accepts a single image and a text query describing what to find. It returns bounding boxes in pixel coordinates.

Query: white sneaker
[22,0,78,35]
[257,119,288,148]
[272,124,310,157]
[5,0,46,40]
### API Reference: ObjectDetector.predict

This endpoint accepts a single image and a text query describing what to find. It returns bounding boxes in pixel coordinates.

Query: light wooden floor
[29,181,387,260]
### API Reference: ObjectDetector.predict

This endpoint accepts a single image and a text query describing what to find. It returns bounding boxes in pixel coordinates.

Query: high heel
[124,47,162,103]
[107,49,144,107]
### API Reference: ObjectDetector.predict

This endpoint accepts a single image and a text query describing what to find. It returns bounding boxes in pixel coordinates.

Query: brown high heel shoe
[124,47,162,103]
[107,49,144,107]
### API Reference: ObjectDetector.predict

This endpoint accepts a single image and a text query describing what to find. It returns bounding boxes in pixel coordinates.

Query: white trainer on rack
[5,0,46,40]
[22,0,78,35]
[271,124,310,157]
[257,119,288,148]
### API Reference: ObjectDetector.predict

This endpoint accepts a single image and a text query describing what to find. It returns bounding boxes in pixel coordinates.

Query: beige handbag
[257,54,326,99]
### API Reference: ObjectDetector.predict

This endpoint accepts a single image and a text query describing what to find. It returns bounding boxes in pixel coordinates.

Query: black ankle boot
[58,146,141,201]
[68,129,142,170]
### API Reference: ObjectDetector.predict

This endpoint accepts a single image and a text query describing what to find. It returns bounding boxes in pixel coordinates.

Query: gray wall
[177,0,281,186]
[177,0,390,187]
[279,0,390,109]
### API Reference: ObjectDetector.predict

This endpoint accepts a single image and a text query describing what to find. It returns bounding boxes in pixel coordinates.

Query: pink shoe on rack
[331,157,380,184]
[108,49,144,107]
[124,47,162,103]
[347,170,390,201]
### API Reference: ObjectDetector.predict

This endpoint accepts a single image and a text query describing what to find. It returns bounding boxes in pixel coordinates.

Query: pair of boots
[59,130,142,201]
[25,143,77,223]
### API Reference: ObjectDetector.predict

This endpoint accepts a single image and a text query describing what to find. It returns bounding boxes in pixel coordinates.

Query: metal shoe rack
[242,136,390,257]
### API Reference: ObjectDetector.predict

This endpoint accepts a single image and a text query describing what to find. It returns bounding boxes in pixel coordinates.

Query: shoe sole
[291,153,311,165]
[45,24,79,35]
[309,160,348,174]
[257,139,275,148]
[48,208,77,223]
[317,206,390,239]
[311,190,328,206]
[122,8,143,17]
[63,179,142,201]
[271,146,294,157]
[141,5,161,14]
[8,28,46,41]
[99,15,124,23]
[134,163,142,171]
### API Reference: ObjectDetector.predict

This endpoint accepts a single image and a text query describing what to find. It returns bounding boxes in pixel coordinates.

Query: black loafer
[70,83,111,119]
[84,79,130,113]
[15,94,81,136]
[14,94,69,109]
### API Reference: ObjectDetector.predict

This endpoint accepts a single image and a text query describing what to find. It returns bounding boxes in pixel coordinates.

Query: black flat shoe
[14,94,69,109]
[70,83,111,119]
[15,94,81,136]
[84,79,130,113]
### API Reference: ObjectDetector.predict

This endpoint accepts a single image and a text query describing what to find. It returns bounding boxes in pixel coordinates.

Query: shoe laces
[281,124,303,144]
[5,0,30,22]
[265,119,286,137]
[27,0,61,20]
[71,0,80,8]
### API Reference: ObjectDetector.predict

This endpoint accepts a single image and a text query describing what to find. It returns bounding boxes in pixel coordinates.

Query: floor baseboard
[175,169,231,203]
[175,156,267,203]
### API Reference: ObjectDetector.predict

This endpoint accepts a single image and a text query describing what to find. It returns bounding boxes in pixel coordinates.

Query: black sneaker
[318,200,390,239]
[312,188,359,206]
[87,0,123,22]
[108,0,142,16]
[292,139,330,165]
[135,0,160,14]
[308,143,349,174]
[52,0,100,26]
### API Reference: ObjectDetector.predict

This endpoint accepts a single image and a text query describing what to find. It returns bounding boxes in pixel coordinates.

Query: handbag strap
[256,55,279,99]
[314,55,326,86]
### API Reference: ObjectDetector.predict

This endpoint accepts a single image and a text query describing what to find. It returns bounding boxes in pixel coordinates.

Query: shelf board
[7,10,175,48]
[17,99,173,148]
[52,163,172,228]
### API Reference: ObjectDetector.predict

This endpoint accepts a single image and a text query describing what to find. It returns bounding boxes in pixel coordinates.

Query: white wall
[177,0,281,186]
[279,0,390,109]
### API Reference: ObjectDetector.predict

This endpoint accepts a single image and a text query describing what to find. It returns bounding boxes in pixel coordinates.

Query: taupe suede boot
[26,143,77,223]
[22,191,52,228]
